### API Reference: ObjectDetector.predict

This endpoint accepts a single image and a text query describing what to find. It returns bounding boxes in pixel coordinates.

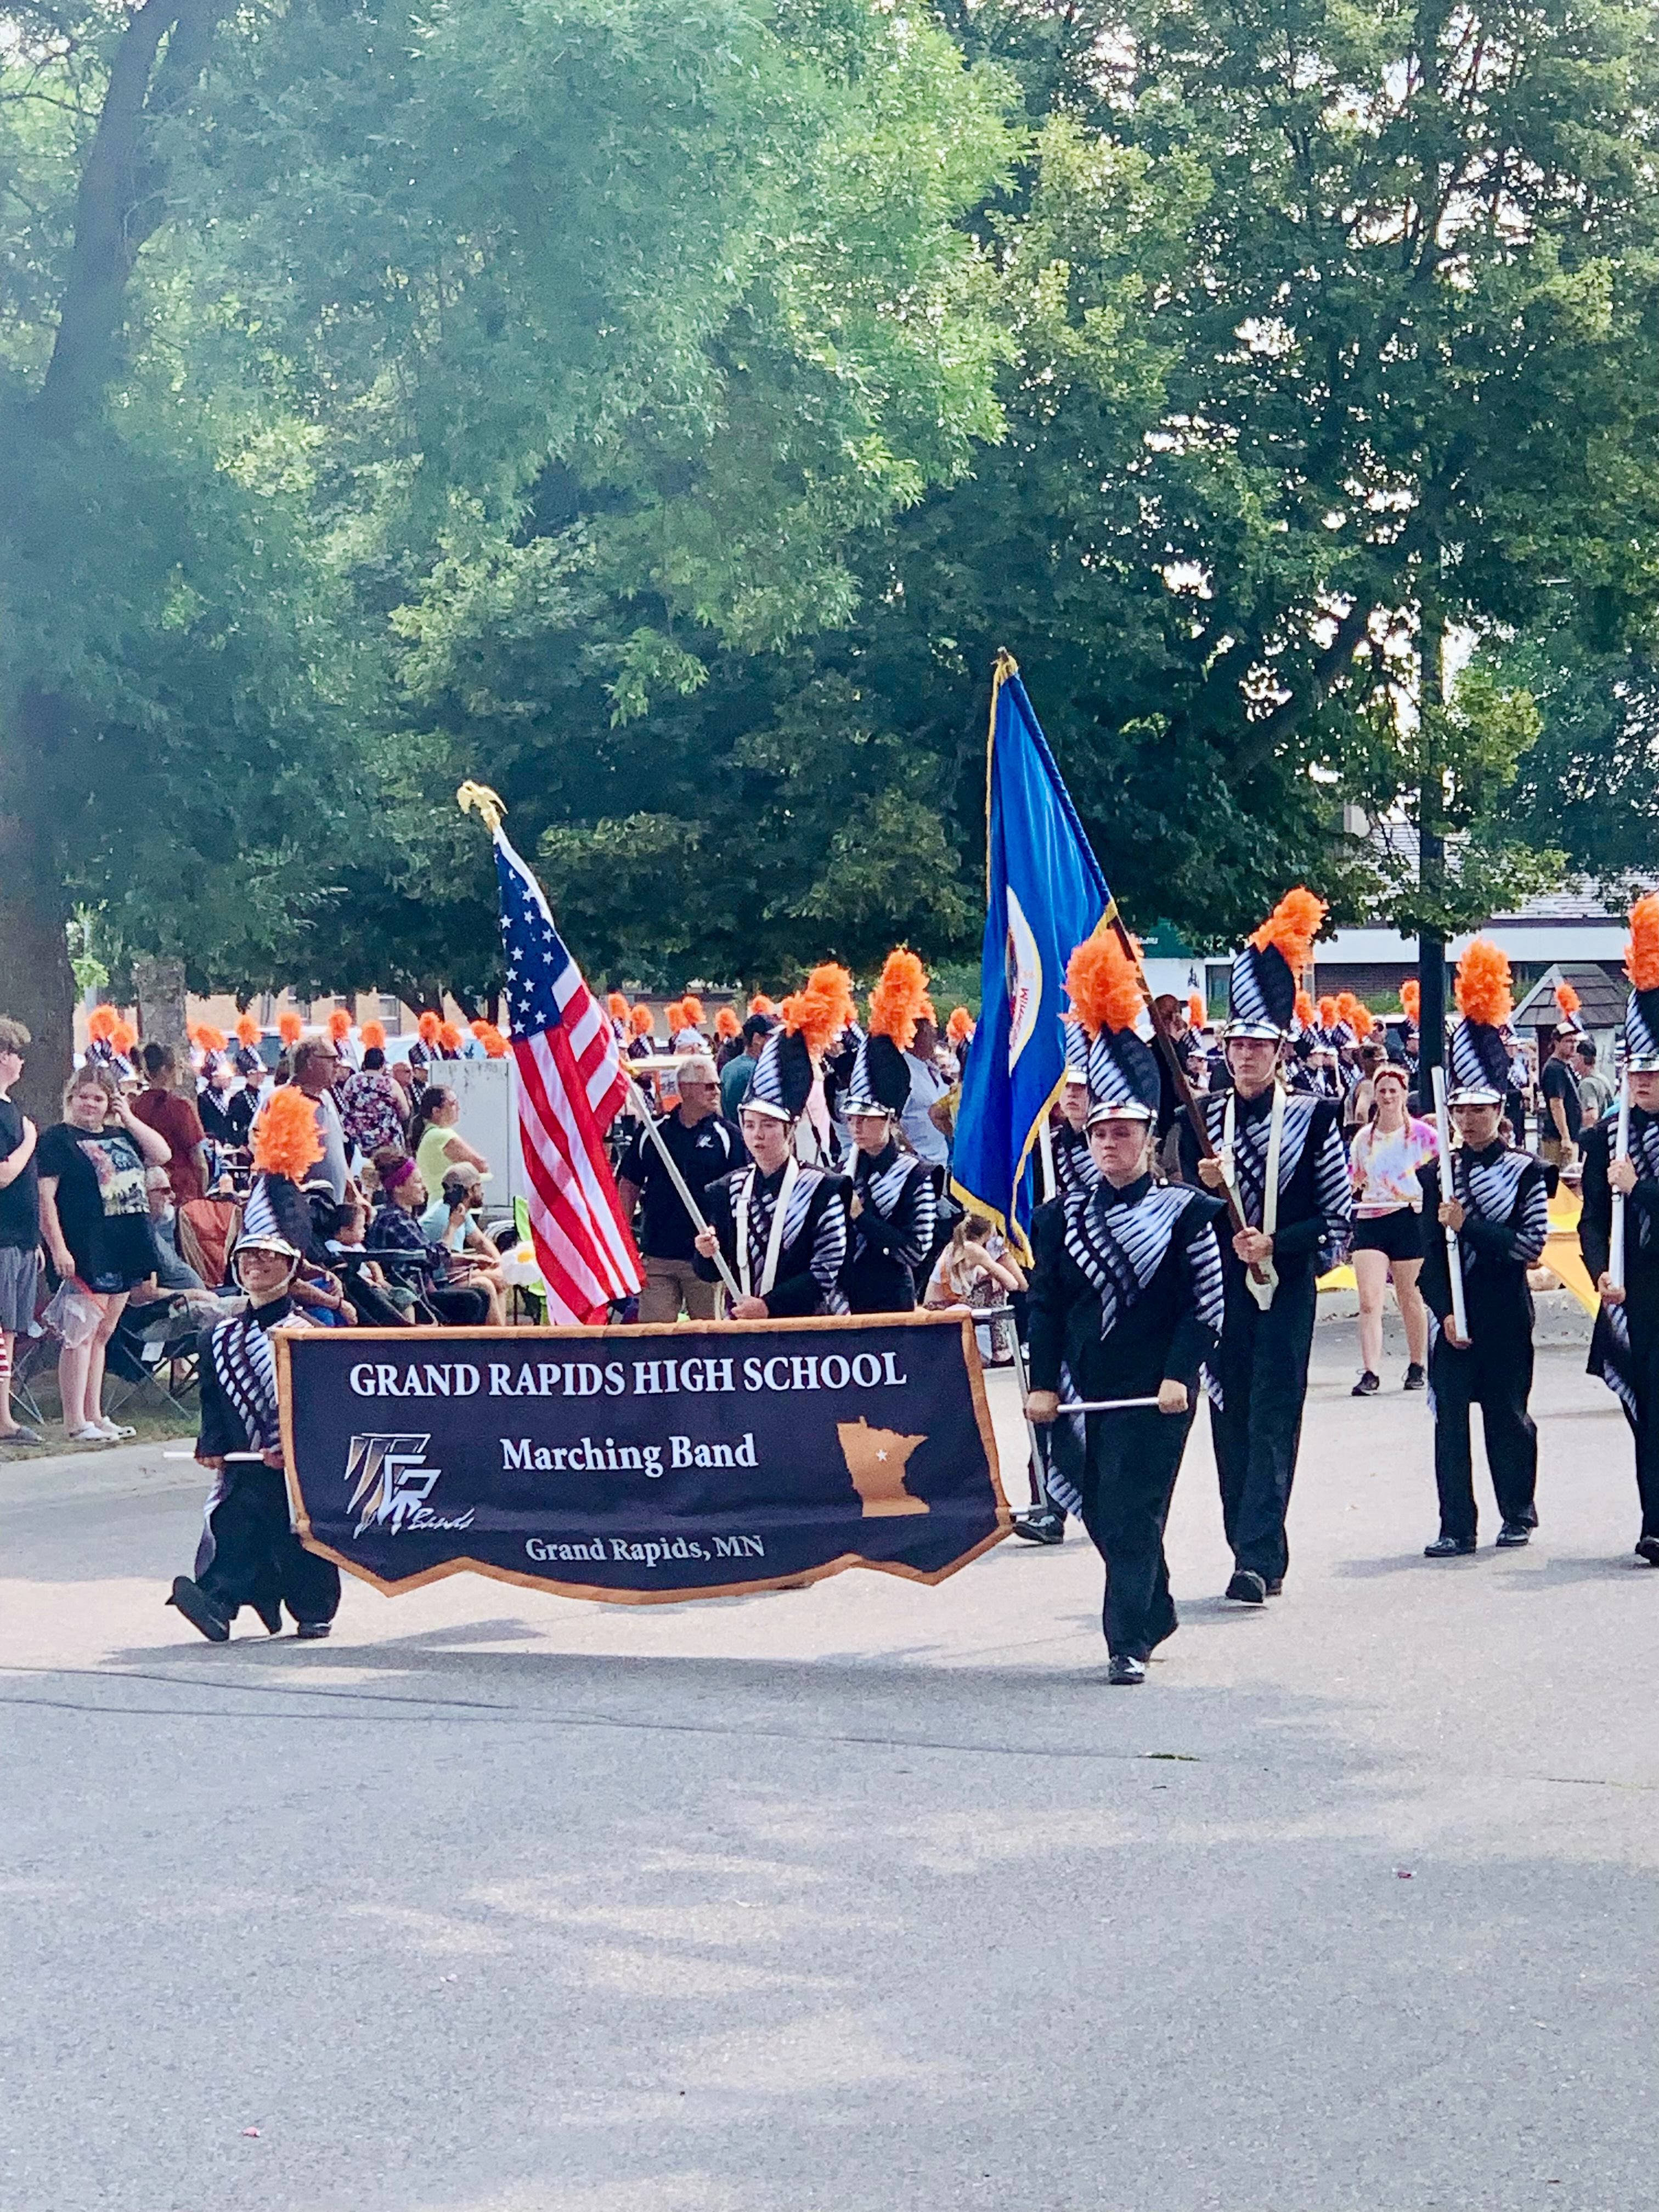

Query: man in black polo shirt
[617,1056,747,1321]
[1539,1024,1582,1172]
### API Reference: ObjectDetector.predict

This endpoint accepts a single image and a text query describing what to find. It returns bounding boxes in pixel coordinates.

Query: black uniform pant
[1429,1327,1537,1542]
[1077,1404,1193,1658]
[1609,1290,1659,1539]
[196,1459,341,1627]
[1209,1260,1317,1583]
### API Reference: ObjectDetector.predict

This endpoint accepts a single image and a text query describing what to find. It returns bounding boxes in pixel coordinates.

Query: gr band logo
[345,1432,473,1537]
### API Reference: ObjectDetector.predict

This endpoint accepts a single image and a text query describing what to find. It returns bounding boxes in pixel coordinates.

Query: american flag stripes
[493,828,642,1323]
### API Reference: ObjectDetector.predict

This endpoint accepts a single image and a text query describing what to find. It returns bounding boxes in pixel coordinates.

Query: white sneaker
[92,1418,136,1440]
[69,1423,111,1443]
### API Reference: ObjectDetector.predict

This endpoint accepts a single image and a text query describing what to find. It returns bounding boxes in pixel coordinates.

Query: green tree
[0,0,1018,1106]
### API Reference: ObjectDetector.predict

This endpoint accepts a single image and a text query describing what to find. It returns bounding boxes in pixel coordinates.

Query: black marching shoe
[295,1621,332,1641]
[1351,1370,1380,1397]
[1265,1578,1284,1596]
[1496,1521,1531,1549]
[1634,1536,1659,1567]
[1013,1507,1066,1546]
[253,1596,284,1635]
[1423,1535,1477,1559]
[1224,1568,1267,1605]
[168,1575,230,1642]
[1107,1654,1147,1686]
[1403,1363,1426,1391]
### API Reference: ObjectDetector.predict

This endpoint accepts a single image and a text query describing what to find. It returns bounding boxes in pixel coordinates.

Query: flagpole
[458,778,741,1308]
[619,1068,742,1303]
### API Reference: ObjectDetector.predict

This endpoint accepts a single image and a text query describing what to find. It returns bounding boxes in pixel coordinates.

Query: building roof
[1510,962,1627,1031]
[1364,820,1657,926]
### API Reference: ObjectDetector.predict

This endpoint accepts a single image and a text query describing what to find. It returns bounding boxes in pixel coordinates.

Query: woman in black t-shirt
[37,1065,173,1442]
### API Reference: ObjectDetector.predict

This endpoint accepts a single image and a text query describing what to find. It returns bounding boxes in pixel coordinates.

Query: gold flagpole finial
[456,781,508,835]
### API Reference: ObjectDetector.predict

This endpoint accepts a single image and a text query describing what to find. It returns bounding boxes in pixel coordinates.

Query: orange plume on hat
[679,994,707,1031]
[192,1024,227,1054]
[416,1010,441,1044]
[250,1085,324,1180]
[1187,991,1205,1030]
[1065,930,1144,1038]
[1317,995,1338,1029]
[629,1005,653,1037]
[1454,939,1512,1027]
[664,998,686,1035]
[748,994,775,1017]
[1294,990,1313,1028]
[782,964,855,1058]
[87,1004,117,1042]
[715,1006,740,1040]
[277,1010,302,1045]
[327,1007,352,1043]
[437,1021,462,1052]
[947,1006,973,1043]
[1625,895,1659,991]
[360,1020,386,1051]
[235,1013,262,1048]
[476,1023,509,1058]
[110,1020,137,1056]
[1335,991,1361,1030]
[868,949,928,1052]
[606,992,629,1020]
[1554,980,1580,1018]
[1248,887,1326,973]
[1351,1003,1375,1040]
[1400,979,1420,1025]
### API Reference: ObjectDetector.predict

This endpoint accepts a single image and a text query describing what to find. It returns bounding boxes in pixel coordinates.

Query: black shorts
[1351,1209,1424,1263]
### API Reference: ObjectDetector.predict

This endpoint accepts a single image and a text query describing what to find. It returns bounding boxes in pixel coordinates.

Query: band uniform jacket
[1417,1144,1550,1335]
[840,1142,936,1313]
[695,1159,850,1317]
[1027,1176,1226,1406]
[1177,1087,1352,1277]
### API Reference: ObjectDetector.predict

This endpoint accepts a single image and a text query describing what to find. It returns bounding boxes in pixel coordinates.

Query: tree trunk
[0,695,76,1126]
[134,955,190,1088]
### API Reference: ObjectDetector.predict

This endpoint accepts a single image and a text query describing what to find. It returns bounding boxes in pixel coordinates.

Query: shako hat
[843,950,927,1117]
[1623,895,1659,1072]
[746,963,855,1123]
[1224,889,1325,1042]
[1448,939,1512,1105]
[1065,933,1159,1125]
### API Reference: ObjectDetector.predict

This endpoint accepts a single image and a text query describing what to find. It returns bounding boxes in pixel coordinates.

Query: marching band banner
[278,1313,1008,1604]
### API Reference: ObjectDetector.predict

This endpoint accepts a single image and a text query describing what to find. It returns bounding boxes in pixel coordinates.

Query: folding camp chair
[177,1197,241,1291]
[105,1300,201,1423]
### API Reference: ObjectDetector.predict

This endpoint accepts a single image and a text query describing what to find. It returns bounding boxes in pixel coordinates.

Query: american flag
[494,829,642,1323]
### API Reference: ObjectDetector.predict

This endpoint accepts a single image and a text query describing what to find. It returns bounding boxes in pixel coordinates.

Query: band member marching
[167,1233,342,1642]
[1580,893,1659,1566]
[694,967,851,1318]
[1026,933,1225,1682]
[839,950,938,1313]
[1177,889,1351,1604]
[1418,941,1549,1558]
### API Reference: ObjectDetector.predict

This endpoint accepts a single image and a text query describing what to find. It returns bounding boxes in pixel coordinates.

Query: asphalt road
[3,1317,1656,2212]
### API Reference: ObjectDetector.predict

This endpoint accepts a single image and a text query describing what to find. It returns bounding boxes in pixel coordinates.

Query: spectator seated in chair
[419,1167,509,1325]
[365,1148,493,1325]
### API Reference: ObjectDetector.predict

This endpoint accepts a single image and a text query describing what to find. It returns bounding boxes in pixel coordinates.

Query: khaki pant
[638,1254,720,1323]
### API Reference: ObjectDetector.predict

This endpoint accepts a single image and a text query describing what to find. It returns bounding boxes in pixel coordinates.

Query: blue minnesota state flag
[951,654,1111,1257]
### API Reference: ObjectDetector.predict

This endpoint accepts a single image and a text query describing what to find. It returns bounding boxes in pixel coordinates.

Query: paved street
[3,1316,1656,2212]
